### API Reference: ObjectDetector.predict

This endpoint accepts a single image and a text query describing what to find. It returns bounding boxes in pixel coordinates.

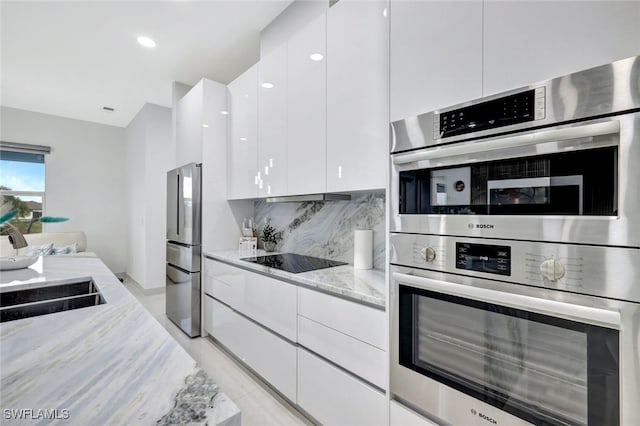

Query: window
[1,144,48,234]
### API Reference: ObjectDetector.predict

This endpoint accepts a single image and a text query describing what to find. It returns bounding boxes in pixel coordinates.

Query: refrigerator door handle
[176,172,181,236]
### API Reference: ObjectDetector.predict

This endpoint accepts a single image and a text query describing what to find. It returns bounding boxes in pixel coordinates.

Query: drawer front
[298,315,386,389]
[234,270,297,341]
[204,259,297,341]
[297,348,386,426]
[209,297,297,402]
[167,242,200,272]
[390,401,440,426]
[298,287,386,349]
[203,258,238,305]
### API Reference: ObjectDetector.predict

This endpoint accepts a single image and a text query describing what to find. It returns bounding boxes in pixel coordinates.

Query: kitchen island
[0,255,240,425]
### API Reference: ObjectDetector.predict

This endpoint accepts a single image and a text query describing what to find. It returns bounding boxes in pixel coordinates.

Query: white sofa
[0,231,94,257]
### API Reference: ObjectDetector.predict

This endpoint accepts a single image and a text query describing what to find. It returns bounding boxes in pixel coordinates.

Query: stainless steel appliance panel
[390,113,640,247]
[390,233,640,303]
[166,162,202,337]
[167,241,201,273]
[166,163,202,245]
[391,55,640,152]
[390,266,639,426]
[166,264,201,338]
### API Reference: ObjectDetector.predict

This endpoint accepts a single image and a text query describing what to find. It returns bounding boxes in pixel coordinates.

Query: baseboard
[123,274,165,295]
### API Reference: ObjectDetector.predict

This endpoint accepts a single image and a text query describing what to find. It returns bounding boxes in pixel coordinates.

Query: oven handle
[392,272,621,329]
[392,120,620,165]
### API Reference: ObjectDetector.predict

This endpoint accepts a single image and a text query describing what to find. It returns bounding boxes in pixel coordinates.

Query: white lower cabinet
[297,347,386,426]
[298,315,386,390]
[234,271,297,342]
[207,296,297,403]
[298,286,386,350]
[390,401,440,426]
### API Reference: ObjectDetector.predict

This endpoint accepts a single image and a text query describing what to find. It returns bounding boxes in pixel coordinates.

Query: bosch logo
[470,408,498,424]
[479,412,498,424]
[469,223,495,229]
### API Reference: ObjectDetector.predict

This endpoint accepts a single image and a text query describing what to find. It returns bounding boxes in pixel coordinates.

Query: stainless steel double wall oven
[389,56,640,425]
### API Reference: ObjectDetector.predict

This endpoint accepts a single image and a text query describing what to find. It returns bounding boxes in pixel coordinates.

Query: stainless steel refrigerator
[166,162,201,337]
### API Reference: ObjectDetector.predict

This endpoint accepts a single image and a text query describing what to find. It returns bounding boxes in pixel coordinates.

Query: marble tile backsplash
[254,192,385,270]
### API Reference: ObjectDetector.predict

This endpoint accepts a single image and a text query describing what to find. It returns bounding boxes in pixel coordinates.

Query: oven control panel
[390,232,640,303]
[456,242,511,276]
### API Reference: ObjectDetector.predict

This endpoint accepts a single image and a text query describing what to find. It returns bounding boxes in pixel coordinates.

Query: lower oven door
[390,268,639,426]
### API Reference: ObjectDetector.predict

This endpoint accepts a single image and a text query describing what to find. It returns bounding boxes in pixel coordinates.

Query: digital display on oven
[456,243,511,276]
[438,89,537,138]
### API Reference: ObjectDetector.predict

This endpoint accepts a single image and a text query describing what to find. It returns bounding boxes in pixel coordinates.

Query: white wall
[1,106,127,273]
[125,103,172,290]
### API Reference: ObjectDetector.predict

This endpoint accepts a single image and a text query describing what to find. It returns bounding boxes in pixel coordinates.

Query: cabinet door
[234,269,297,342]
[175,81,204,166]
[287,13,327,195]
[258,43,288,197]
[483,1,640,96]
[297,348,386,426]
[326,0,389,192]
[227,64,258,199]
[209,297,297,402]
[389,0,483,121]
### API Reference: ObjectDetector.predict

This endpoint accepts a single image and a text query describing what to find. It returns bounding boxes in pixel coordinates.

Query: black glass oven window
[398,285,619,426]
[399,146,616,216]
[439,90,536,138]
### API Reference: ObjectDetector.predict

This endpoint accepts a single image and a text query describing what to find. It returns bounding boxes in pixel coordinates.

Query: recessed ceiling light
[309,53,324,61]
[220,110,229,115]
[137,36,156,48]
[240,137,247,141]
[202,123,209,128]
[261,82,274,89]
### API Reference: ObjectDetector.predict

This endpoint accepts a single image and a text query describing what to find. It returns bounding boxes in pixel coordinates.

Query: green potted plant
[260,223,282,252]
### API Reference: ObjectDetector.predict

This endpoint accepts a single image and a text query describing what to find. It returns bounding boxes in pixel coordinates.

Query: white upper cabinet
[326,0,389,192]
[389,0,483,121]
[258,43,288,197]
[175,81,204,166]
[287,13,327,195]
[483,1,640,95]
[227,64,258,199]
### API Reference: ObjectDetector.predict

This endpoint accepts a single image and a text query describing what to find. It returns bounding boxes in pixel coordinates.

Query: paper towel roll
[354,230,373,270]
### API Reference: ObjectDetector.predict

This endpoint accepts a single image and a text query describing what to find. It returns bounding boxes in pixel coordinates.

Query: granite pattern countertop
[0,256,239,425]
[204,250,386,309]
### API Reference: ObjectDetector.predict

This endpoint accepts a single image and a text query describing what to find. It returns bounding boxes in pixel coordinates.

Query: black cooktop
[242,253,347,274]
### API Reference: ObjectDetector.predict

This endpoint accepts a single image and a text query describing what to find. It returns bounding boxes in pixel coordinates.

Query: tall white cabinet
[175,83,205,166]
[390,0,640,122]
[227,64,259,200]
[286,13,327,195]
[326,0,389,192]
[174,79,253,255]
[389,0,483,122]
[258,43,288,197]
[482,0,640,96]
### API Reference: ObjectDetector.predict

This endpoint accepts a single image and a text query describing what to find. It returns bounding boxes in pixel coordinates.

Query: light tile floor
[122,278,313,426]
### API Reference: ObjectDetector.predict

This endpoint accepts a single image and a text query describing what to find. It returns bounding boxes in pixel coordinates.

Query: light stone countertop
[0,256,240,426]
[204,250,386,309]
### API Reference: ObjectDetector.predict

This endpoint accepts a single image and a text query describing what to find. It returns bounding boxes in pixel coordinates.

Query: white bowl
[0,255,39,271]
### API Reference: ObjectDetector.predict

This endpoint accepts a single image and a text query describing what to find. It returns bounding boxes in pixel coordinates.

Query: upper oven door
[390,113,640,247]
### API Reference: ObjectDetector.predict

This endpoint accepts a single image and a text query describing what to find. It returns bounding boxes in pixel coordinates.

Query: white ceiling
[1,0,293,128]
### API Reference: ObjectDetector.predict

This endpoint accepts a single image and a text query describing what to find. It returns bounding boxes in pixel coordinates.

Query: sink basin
[0,279,106,323]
